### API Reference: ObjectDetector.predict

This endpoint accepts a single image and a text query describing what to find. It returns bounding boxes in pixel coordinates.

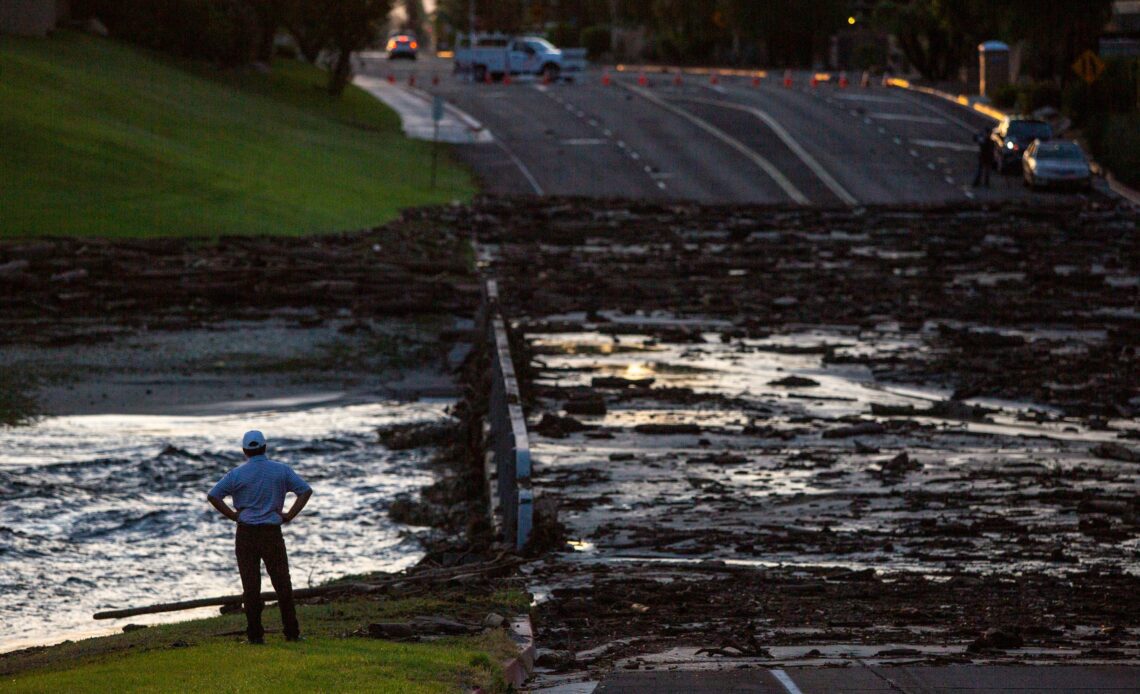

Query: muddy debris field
[435,196,1140,670]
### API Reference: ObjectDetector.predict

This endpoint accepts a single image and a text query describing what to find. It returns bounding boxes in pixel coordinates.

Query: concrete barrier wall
[0,0,65,37]
[481,279,533,550]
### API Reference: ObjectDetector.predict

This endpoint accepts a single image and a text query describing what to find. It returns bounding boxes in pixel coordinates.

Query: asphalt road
[595,665,1140,693]
[361,56,1101,206]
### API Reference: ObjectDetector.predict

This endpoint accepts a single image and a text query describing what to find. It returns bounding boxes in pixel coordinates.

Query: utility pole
[469,0,475,46]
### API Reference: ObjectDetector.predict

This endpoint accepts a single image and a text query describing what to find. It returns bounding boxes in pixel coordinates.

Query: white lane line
[893,90,981,134]
[910,138,976,153]
[621,84,810,204]
[493,138,544,195]
[560,138,607,146]
[835,93,901,103]
[674,94,859,206]
[869,112,947,124]
[771,669,805,694]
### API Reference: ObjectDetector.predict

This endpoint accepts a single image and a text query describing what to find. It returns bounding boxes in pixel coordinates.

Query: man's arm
[279,489,312,523]
[207,494,240,522]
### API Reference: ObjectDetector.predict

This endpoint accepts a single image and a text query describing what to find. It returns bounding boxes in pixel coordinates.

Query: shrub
[991,83,1019,109]
[1017,82,1061,113]
[547,23,578,48]
[72,0,259,66]
[1089,113,1140,187]
[580,25,610,60]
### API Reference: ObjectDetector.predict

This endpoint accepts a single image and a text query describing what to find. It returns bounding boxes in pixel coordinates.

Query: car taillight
[387,39,396,50]
[410,41,418,49]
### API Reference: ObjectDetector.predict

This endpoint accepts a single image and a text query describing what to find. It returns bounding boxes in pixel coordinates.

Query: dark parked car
[991,117,1053,173]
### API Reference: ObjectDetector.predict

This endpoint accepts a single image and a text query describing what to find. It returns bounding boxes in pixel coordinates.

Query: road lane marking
[835,93,900,103]
[493,139,544,195]
[771,669,805,694]
[673,94,859,206]
[893,90,980,133]
[560,138,607,146]
[621,84,810,203]
[910,139,976,152]
[868,112,947,124]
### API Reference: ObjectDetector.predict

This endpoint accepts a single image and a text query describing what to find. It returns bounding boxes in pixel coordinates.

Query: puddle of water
[0,399,449,653]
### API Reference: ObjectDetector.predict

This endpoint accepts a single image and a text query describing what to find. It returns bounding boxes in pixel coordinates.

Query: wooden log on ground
[93,584,370,620]
[93,556,524,621]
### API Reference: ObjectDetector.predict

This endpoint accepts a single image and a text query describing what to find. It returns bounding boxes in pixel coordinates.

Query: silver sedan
[1023,140,1092,191]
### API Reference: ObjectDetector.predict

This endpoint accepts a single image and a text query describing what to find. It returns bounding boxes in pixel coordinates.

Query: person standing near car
[208,430,313,644]
[973,128,995,188]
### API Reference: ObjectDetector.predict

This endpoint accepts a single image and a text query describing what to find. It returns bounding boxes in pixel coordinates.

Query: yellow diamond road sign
[1072,49,1105,84]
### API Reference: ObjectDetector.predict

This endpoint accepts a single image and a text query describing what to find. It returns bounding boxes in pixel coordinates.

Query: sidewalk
[352,75,493,144]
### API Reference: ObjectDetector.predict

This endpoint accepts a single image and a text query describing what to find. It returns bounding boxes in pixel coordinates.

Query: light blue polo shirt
[208,455,312,526]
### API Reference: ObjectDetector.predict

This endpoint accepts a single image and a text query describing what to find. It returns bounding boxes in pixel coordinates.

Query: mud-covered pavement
[444,196,1140,677]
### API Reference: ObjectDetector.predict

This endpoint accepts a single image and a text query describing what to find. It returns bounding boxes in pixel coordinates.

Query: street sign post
[1072,49,1106,85]
[431,95,443,189]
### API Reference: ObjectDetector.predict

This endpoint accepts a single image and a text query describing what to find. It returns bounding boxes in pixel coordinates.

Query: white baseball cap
[242,430,266,450]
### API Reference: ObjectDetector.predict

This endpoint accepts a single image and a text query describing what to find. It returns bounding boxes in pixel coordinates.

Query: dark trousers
[973,159,992,187]
[235,523,300,641]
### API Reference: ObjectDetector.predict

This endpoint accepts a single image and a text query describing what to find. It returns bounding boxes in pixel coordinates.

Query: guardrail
[482,279,533,550]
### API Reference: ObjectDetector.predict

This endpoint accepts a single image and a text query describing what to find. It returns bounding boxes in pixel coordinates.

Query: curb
[502,614,536,688]
[883,77,1140,206]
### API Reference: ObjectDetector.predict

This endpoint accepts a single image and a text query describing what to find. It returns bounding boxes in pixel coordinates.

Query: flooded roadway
[461,196,1140,675]
[528,326,1138,575]
[0,400,449,652]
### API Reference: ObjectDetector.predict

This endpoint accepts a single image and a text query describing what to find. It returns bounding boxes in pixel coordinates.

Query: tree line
[434,0,1115,81]
[73,0,395,95]
[434,0,850,66]
[873,0,1115,83]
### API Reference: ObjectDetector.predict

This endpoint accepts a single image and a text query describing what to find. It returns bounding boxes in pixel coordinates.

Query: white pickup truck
[454,35,585,82]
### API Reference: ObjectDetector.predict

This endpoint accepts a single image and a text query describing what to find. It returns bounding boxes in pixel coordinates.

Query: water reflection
[0,400,449,652]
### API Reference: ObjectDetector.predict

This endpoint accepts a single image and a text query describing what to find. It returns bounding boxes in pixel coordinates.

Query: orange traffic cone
[710,71,720,85]
[752,74,762,88]
[838,71,849,88]
[637,72,648,87]
[783,69,793,88]
[503,72,512,85]
[602,70,612,86]
[673,72,683,87]
[810,74,819,88]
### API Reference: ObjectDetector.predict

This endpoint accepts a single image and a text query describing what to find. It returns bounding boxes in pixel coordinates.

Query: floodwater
[0,400,449,653]
[527,325,1140,576]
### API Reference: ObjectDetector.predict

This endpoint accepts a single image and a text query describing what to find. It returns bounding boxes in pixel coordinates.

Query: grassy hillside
[0,32,475,237]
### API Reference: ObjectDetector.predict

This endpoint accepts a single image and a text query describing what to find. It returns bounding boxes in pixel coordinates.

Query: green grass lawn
[1,592,528,692]
[0,32,475,238]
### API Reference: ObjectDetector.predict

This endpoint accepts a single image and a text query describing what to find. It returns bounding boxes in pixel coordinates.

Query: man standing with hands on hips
[208,430,313,644]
